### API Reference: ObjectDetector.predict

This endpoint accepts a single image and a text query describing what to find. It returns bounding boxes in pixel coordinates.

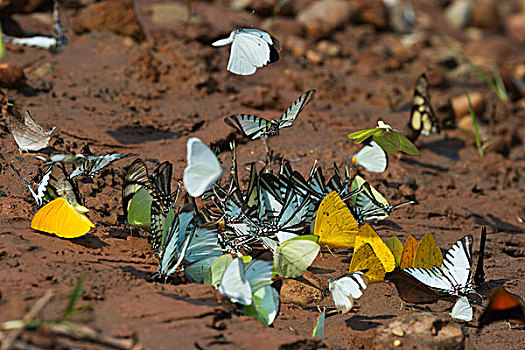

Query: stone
[73,0,146,41]
[444,0,473,29]
[469,0,501,30]
[450,91,485,119]
[296,0,354,39]
[279,271,324,306]
[506,13,525,44]
[0,63,26,88]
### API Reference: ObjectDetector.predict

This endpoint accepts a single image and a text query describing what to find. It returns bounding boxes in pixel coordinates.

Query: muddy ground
[0,0,524,349]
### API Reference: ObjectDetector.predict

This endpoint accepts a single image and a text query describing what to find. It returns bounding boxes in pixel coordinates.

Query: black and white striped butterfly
[212,28,281,75]
[3,0,68,53]
[68,154,132,179]
[225,90,316,140]
[403,235,483,304]
[408,74,440,139]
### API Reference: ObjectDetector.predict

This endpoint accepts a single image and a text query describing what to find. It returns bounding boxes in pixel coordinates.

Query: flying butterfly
[225,90,316,140]
[408,73,440,140]
[329,271,369,313]
[7,109,55,152]
[2,0,68,53]
[349,141,388,173]
[212,28,281,75]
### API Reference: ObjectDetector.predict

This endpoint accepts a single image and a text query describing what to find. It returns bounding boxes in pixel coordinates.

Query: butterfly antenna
[241,10,255,28]
[474,227,486,287]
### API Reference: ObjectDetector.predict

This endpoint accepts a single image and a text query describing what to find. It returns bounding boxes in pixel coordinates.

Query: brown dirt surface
[0,0,524,349]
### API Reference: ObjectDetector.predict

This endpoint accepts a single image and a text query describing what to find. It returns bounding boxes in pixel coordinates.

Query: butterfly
[478,287,524,331]
[68,153,132,178]
[243,284,280,326]
[126,188,153,229]
[273,233,320,278]
[2,0,68,53]
[329,271,369,313]
[183,137,224,198]
[403,235,483,304]
[212,28,281,75]
[352,224,396,280]
[399,234,418,269]
[408,73,440,139]
[349,242,387,283]
[313,191,359,249]
[312,308,326,338]
[474,227,486,287]
[225,90,316,140]
[450,296,473,322]
[385,236,403,268]
[31,197,94,238]
[218,258,273,305]
[413,232,443,269]
[7,109,55,152]
[349,141,388,173]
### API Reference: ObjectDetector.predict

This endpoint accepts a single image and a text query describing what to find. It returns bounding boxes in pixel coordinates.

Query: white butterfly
[8,110,55,152]
[329,271,369,313]
[350,141,388,173]
[404,236,483,304]
[450,296,473,322]
[212,28,281,75]
[218,258,273,305]
[183,137,224,197]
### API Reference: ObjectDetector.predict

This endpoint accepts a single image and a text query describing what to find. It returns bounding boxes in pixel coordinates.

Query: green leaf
[204,254,233,288]
[397,132,420,155]
[243,286,279,326]
[312,309,326,338]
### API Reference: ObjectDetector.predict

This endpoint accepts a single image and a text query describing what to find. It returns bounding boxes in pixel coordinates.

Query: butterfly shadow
[107,126,181,145]
[375,220,404,231]
[474,214,525,235]
[158,291,222,308]
[308,267,335,274]
[399,157,449,172]
[477,279,511,297]
[345,314,396,331]
[420,138,465,161]
[69,234,108,248]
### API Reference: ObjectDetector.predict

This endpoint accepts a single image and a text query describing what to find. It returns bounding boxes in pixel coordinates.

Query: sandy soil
[0,0,524,349]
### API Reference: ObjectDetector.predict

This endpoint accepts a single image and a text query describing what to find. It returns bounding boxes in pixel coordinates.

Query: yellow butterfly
[413,232,443,269]
[314,191,359,249]
[385,235,403,268]
[31,197,95,238]
[399,234,418,269]
[349,242,385,283]
[353,224,395,274]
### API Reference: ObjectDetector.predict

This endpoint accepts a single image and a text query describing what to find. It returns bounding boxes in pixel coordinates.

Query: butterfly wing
[399,234,419,269]
[244,259,273,293]
[450,296,473,322]
[122,159,154,217]
[8,110,55,152]
[413,232,443,269]
[385,236,403,268]
[278,89,316,129]
[218,258,252,305]
[351,141,388,173]
[409,73,440,137]
[442,235,473,270]
[69,153,132,178]
[126,187,153,229]
[226,29,277,75]
[183,138,224,197]
[329,272,369,313]
[354,224,396,273]
[31,198,94,238]
[274,236,320,278]
[314,191,359,249]
[225,114,271,140]
[349,242,386,283]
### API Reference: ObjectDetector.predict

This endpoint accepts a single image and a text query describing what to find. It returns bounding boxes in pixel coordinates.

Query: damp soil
[0,1,524,349]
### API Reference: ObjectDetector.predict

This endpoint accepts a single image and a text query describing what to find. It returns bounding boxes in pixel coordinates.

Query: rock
[351,0,389,30]
[279,271,324,306]
[450,91,484,119]
[231,0,296,17]
[375,313,465,349]
[316,40,341,57]
[73,0,146,42]
[469,0,501,30]
[306,50,323,65]
[130,49,168,83]
[383,0,415,33]
[296,0,354,39]
[0,63,26,88]
[286,36,307,57]
[506,13,525,44]
[444,0,473,29]
[150,3,191,26]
